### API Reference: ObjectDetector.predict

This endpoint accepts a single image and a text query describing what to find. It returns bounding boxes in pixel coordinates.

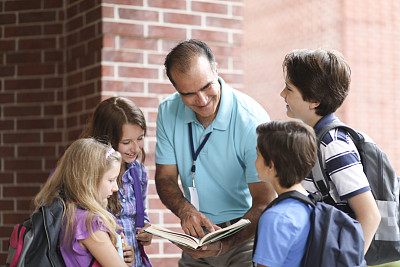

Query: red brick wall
[243,0,400,173]
[64,0,103,141]
[0,0,244,264]
[1,0,67,263]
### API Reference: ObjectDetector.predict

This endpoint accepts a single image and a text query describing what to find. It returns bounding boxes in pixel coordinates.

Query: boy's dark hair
[164,39,216,87]
[256,120,317,188]
[283,49,351,116]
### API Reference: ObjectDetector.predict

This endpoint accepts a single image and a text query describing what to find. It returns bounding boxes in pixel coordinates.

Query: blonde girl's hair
[34,138,122,248]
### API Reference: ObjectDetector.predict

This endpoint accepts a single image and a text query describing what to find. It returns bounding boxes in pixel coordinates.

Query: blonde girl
[34,138,129,267]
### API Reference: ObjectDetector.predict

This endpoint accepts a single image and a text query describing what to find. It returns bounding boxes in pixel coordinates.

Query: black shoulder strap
[42,198,66,266]
[266,190,316,210]
[313,121,362,200]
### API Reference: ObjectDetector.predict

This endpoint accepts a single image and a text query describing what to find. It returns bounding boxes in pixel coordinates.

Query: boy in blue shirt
[253,120,316,267]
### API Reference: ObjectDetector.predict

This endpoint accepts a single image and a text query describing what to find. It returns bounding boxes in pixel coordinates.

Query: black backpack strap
[42,198,66,267]
[269,190,316,208]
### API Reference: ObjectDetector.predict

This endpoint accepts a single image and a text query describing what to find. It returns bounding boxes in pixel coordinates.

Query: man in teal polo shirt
[155,39,276,266]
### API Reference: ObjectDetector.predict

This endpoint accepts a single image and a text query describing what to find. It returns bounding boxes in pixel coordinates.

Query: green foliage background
[373,261,400,267]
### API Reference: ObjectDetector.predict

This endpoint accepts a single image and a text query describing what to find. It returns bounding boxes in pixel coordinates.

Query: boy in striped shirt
[280,48,381,253]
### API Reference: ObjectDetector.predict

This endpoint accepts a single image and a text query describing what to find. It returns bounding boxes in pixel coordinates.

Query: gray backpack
[312,121,400,266]
[5,198,66,267]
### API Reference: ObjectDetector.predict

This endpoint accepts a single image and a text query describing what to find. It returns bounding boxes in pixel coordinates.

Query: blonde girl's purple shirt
[60,208,109,267]
[115,160,151,267]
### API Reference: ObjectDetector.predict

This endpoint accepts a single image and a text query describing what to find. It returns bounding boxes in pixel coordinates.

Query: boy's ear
[267,161,275,173]
[309,101,320,110]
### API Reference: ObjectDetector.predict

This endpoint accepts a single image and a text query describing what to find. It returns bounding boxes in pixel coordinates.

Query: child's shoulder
[260,198,312,231]
[73,209,108,239]
[273,197,312,210]
[264,198,312,218]
[74,208,100,225]
[126,161,148,177]
[321,128,351,145]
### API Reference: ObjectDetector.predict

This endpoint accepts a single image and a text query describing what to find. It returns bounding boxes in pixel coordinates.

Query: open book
[144,218,250,250]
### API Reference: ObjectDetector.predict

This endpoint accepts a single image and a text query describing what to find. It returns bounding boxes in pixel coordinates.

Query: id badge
[189,186,200,210]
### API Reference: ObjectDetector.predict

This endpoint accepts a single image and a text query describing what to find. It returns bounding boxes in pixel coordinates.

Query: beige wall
[243,0,400,172]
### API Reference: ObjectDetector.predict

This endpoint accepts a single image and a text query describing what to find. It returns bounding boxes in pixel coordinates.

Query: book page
[146,225,201,249]
[145,218,251,249]
[199,219,250,245]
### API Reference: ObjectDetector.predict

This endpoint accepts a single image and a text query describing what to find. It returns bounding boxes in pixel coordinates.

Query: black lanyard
[188,122,212,177]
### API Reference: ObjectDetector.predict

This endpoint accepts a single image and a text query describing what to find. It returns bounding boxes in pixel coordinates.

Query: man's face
[171,56,221,124]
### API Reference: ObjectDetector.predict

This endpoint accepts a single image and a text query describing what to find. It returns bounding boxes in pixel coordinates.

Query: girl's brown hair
[81,96,147,163]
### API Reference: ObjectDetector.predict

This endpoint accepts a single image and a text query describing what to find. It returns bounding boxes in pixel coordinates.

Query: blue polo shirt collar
[183,77,231,131]
[314,113,339,135]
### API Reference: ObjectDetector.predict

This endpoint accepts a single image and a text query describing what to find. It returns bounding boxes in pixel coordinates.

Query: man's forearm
[221,181,276,253]
[221,203,266,251]
[155,176,193,219]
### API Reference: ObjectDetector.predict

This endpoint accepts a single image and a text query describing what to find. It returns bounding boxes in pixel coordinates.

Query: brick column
[64,0,104,141]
